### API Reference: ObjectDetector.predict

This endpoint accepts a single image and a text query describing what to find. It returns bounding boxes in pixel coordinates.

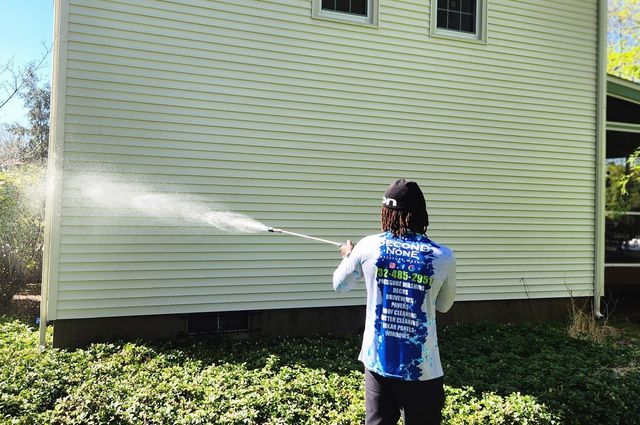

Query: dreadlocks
[381,207,428,237]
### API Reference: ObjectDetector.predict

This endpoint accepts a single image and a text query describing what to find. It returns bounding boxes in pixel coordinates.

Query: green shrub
[0,164,45,306]
[443,387,558,424]
[439,322,640,425]
[2,318,639,424]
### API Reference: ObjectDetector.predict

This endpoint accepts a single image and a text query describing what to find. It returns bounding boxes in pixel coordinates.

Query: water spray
[70,174,345,247]
[267,227,342,247]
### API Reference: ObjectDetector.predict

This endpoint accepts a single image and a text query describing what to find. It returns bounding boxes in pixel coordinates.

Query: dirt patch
[0,282,41,325]
[611,366,640,377]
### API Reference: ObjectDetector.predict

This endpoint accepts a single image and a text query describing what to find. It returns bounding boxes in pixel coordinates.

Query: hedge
[2,317,638,424]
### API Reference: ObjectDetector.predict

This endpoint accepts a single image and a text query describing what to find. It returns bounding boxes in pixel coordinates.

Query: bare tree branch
[0,44,52,111]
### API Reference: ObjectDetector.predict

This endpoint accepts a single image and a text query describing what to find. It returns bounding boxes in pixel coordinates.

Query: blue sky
[0,0,54,125]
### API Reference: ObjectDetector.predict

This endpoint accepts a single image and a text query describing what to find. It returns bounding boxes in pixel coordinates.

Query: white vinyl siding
[47,0,598,320]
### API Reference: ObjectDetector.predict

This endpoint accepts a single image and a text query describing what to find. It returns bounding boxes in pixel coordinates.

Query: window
[312,0,379,26]
[431,0,486,42]
[604,91,640,290]
[605,131,640,266]
[322,0,367,16]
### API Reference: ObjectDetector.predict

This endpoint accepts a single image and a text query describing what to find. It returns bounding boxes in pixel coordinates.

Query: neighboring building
[605,75,640,291]
[42,0,607,347]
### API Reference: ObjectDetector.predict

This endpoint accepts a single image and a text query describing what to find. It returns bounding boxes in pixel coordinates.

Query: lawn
[1,316,639,424]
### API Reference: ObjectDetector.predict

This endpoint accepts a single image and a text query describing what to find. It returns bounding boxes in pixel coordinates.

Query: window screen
[437,0,477,34]
[322,0,367,16]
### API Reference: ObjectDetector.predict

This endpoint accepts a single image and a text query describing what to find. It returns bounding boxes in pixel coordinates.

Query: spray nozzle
[267,227,283,233]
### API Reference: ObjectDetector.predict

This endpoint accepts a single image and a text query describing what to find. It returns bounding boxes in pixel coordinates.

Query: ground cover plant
[1,317,639,424]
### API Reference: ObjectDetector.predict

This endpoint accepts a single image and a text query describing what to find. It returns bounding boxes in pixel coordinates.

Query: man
[333,178,456,425]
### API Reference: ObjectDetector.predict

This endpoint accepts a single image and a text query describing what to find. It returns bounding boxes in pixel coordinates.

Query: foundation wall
[53,297,589,348]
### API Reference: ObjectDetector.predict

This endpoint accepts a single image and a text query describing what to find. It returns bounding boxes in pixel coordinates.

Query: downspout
[594,0,607,318]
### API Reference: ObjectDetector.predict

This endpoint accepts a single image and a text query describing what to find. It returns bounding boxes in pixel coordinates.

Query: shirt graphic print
[374,233,436,379]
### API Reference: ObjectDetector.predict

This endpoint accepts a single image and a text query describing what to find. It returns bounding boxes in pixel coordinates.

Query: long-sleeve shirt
[333,231,456,381]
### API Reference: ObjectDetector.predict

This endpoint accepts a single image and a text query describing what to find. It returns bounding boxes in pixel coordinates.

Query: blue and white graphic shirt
[333,232,456,381]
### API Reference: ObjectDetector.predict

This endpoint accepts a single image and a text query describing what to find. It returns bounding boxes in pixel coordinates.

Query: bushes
[1,323,366,424]
[0,164,45,306]
[442,387,558,424]
[440,322,640,425]
[2,318,639,424]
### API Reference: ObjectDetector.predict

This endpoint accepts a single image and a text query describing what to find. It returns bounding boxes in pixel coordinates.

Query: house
[604,75,640,292]
[41,0,608,347]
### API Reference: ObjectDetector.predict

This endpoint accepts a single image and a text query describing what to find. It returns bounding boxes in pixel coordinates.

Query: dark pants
[364,369,445,425]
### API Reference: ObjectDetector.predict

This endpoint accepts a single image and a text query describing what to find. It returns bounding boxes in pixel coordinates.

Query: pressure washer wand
[267,227,342,247]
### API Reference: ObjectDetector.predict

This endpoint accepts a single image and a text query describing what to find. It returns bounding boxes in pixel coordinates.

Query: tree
[0,127,23,170]
[607,151,640,214]
[0,165,46,307]
[0,51,51,305]
[619,148,640,197]
[608,0,640,82]
[5,76,51,164]
[0,45,51,112]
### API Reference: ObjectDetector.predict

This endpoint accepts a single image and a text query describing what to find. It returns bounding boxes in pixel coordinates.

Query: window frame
[312,0,379,27]
[430,0,487,43]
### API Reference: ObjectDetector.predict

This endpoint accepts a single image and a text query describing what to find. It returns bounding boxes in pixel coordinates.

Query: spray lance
[267,227,343,247]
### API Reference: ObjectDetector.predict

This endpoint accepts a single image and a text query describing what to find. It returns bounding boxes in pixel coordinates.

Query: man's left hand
[340,240,353,257]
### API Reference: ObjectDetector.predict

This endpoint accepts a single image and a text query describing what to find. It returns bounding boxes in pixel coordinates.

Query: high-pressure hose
[267,227,342,247]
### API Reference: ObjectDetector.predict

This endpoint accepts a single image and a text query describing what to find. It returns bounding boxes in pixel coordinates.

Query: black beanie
[382,179,429,225]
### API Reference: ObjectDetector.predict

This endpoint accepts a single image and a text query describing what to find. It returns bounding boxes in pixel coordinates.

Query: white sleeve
[435,251,457,313]
[332,242,364,293]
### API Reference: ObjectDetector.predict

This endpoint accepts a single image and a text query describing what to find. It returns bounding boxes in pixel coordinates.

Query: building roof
[608,74,640,105]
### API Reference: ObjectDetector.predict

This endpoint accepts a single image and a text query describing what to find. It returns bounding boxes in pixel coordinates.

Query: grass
[1,316,639,424]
